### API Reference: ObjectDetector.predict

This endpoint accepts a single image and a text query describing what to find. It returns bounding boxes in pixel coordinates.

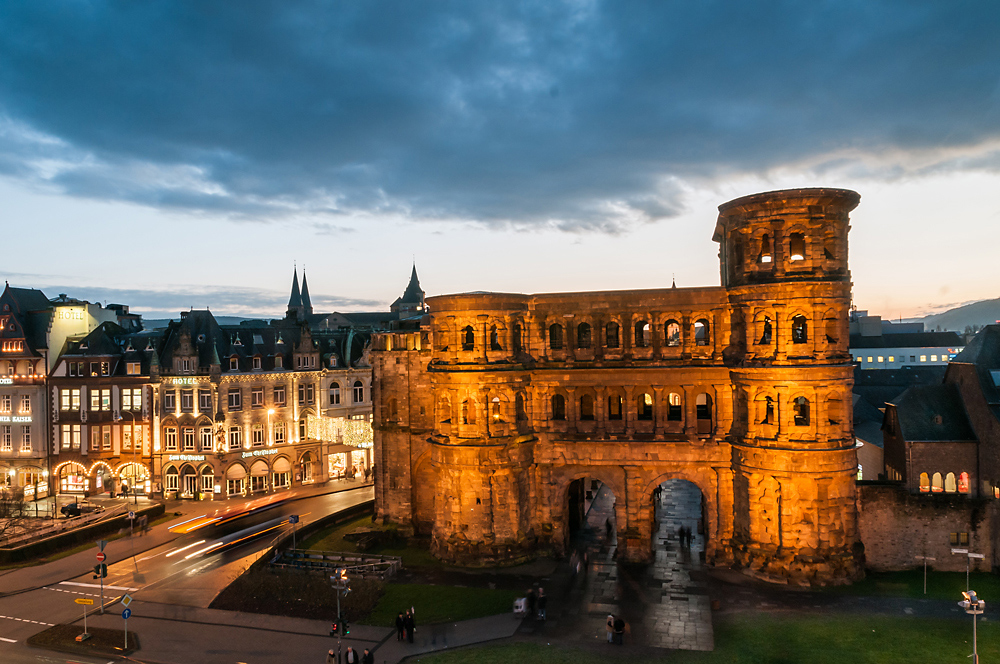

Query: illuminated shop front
[307,415,373,479]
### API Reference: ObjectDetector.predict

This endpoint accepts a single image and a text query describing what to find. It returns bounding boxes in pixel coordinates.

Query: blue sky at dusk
[1,1,999,318]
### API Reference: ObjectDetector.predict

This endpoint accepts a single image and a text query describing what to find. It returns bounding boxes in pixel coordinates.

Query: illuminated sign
[0,416,31,423]
[167,454,206,462]
[242,448,278,458]
[171,377,199,385]
[0,378,11,385]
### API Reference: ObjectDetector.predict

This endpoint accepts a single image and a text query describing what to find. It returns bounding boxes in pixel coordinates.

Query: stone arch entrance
[638,471,720,564]
[652,478,706,559]
[555,471,624,558]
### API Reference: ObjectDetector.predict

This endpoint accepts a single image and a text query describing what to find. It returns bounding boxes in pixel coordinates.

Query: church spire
[301,268,313,316]
[287,265,305,320]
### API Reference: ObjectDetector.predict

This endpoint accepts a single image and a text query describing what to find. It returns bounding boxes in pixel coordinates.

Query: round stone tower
[715,188,862,585]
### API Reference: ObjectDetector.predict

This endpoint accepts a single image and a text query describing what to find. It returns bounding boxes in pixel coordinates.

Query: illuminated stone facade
[372,188,863,586]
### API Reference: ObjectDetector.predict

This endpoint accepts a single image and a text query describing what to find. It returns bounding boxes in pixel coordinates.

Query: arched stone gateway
[372,188,863,586]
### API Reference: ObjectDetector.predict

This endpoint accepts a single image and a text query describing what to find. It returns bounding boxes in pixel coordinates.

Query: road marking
[59,581,137,592]
[43,587,101,598]
[0,636,15,642]
[0,615,53,626]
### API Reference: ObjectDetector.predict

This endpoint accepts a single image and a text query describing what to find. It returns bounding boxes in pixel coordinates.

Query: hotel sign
[167,454,206,461]
[0,415,31,423]
[0,378,11,385]
[171,377,200,385]
[242,449,278,458]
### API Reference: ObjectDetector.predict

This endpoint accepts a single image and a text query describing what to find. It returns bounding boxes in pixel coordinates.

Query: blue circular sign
[122,608,132,620]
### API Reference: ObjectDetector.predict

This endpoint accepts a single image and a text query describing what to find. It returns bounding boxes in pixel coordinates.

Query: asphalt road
[0,485,374,661]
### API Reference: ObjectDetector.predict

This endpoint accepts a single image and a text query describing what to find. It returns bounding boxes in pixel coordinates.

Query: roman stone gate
[372,188,862,585]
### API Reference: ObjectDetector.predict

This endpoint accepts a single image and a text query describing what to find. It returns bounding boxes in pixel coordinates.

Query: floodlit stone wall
[373,188,863,585]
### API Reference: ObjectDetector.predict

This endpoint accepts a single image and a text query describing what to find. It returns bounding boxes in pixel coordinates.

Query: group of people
[606,614,628,645]
[332,646,373,664]
[523,587,547,620]
[395,609,416,643]
[677,524,695,548]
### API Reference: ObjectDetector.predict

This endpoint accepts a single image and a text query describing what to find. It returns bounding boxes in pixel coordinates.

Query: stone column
[653,386,665,436]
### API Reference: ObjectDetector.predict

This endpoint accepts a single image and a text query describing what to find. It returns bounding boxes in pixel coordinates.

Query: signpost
[914,555,935,594]
[329,568,351,664]
[95,541,107,613]
[952,548,982,591]
[74,597,94,642]
[122,607,132,649]
[289,514,299,550]
[96,552,106,563]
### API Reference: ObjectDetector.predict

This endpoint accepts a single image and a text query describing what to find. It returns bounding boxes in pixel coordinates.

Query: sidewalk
[0,478,372,597]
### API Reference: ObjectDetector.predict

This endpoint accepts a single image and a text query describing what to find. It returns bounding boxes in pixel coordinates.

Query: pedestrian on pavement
[569,551,579,580]
[326,649,336,664]
[605,518,613,539]
[362,648,374,664]
[606,615,615,643]
[526,587,537,618]
[404,610,415,643]
[395,611,405,640]
[677,525,684,547]
[537,587,547,620]
[613,616,626,645]
[345,646,358,663]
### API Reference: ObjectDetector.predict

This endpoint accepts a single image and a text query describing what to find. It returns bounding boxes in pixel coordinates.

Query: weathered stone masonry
[373,188,862,585]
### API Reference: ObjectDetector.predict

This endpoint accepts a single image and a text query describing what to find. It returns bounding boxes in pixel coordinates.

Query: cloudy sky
[1,1,999,319]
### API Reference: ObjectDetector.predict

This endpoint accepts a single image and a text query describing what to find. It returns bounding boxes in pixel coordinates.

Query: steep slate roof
[852,366,948,410]
[850,331,964,349]
[400,265,423,303]
[889,384,976,442]
[300,270,312,313]
[7,287,52,313]
[288,268,302,310]
[853,394,886,448]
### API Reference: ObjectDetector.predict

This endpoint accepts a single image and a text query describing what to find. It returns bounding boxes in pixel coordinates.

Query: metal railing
[0,502,131,548]
[270,548,401,580]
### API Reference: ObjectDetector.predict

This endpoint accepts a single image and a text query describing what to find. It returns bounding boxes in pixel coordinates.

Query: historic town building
[48,322,156,497]
[372,188,862,585]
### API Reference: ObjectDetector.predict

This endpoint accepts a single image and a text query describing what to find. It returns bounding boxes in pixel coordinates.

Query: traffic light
[340,613,350,635]
[92,563,107,579]
[329,621,339,637]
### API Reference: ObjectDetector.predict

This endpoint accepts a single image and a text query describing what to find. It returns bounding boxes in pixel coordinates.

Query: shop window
[577,323,592,349]
[789,233,805,261]
[932,472,943,492]
[165,466,179,492]
[792,315,808,344]
[608,395,623,421]
[579,394,595,421]
[605,322,620,349]
[694,319,710,346]
[201,467,214,492]
[551,394,566,421]
[667,393,682,421]
[959,472,970,494]
[549,324,564,350]
[462,326,475,350]
[665,320,681,347]
[637,392,653,420]
[634,321,651,348]
[793,397,810,426]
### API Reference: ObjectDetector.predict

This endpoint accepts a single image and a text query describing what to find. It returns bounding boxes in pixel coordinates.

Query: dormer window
[275,355,283,369]
[329,356,337,368]
[181,358,191,373]
[229,357,239,371]
[252,356,262,370]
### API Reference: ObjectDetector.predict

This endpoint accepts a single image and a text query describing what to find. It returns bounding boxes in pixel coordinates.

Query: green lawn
[415,613,1000,664]
[299,513,442,568]
[363,583,519,627]
[827,568,1000,601]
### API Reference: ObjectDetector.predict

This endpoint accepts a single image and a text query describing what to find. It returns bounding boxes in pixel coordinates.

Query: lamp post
[117,410,139,505]
[959,590,985,664]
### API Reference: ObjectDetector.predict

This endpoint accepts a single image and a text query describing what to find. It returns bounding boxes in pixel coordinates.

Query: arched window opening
[353,380,364,403]
[634,321,651,347]
[945,472,957,493]
[439,395,452,424]
[637,393,653,420]
[515,394,527,421]
[759,316,772,344]
[919,472,930,492]
[462,326,475,351]
[461,399,476,425]
[758,233,773,264]
[667,393,682,421]
[824,237,836,260]
[932,472,943,493]
[857,464,863,481]
[695,319,710,346]
[491,397,501,423]
[696,393,712,432]
[733,238,745,268]
[549,324,564,350]
[665,321,681,347]
[490,325,502,351]
[792,315,808,344]
[580,394,595,421]
[605,322,620,349]
[825,317,839,344]
[762,396,775,424]
[513,324,523,353]
[329,382,341,406]
[789,233,806,261]
[793,397,810,426]
[551,394,566,421]
[577,323,592,349]
[608,395,623,421]
[959,472,970,494]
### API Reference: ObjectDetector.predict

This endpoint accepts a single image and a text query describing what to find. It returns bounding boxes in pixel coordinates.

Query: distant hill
[911,298,1000,332]
[141,316,261,330]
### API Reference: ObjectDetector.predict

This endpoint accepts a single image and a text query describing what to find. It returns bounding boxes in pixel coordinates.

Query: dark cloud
[1,1,998,232]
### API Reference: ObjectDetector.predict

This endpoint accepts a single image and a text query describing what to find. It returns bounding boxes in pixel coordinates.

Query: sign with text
[75,598,94,605]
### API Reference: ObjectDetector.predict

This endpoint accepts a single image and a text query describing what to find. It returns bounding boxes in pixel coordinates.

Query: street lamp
[117,410,139,505]
[959,590,985,664]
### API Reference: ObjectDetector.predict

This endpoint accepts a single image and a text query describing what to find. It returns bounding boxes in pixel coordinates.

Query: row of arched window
[547,391,711,423]
[545,319,709,351]
[919,471,970,494]
[732,231,837,268]
[757,395,811,426]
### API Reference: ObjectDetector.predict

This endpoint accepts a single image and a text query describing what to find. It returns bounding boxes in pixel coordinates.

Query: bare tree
[0,489,29,542]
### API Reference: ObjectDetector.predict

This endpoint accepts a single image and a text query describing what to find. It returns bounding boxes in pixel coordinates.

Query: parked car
[60,501,105,518]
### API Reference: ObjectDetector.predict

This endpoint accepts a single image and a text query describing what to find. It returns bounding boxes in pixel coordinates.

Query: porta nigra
[372,188,862,585]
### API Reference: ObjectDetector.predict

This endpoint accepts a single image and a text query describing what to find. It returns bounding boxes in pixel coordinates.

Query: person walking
[606,614,615,643]
[404,610,415,643]
[526,587,537,619]
[345,646,358,663]
[362,649,374,664]
[395,612,405,641]
[537,587,547,621]
[613,616,626,645]
[326,649,336,664]
[605,518,613,539]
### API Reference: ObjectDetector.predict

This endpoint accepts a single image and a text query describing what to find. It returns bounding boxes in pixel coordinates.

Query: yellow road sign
[74,598,94,605]
[121,594,132,608]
